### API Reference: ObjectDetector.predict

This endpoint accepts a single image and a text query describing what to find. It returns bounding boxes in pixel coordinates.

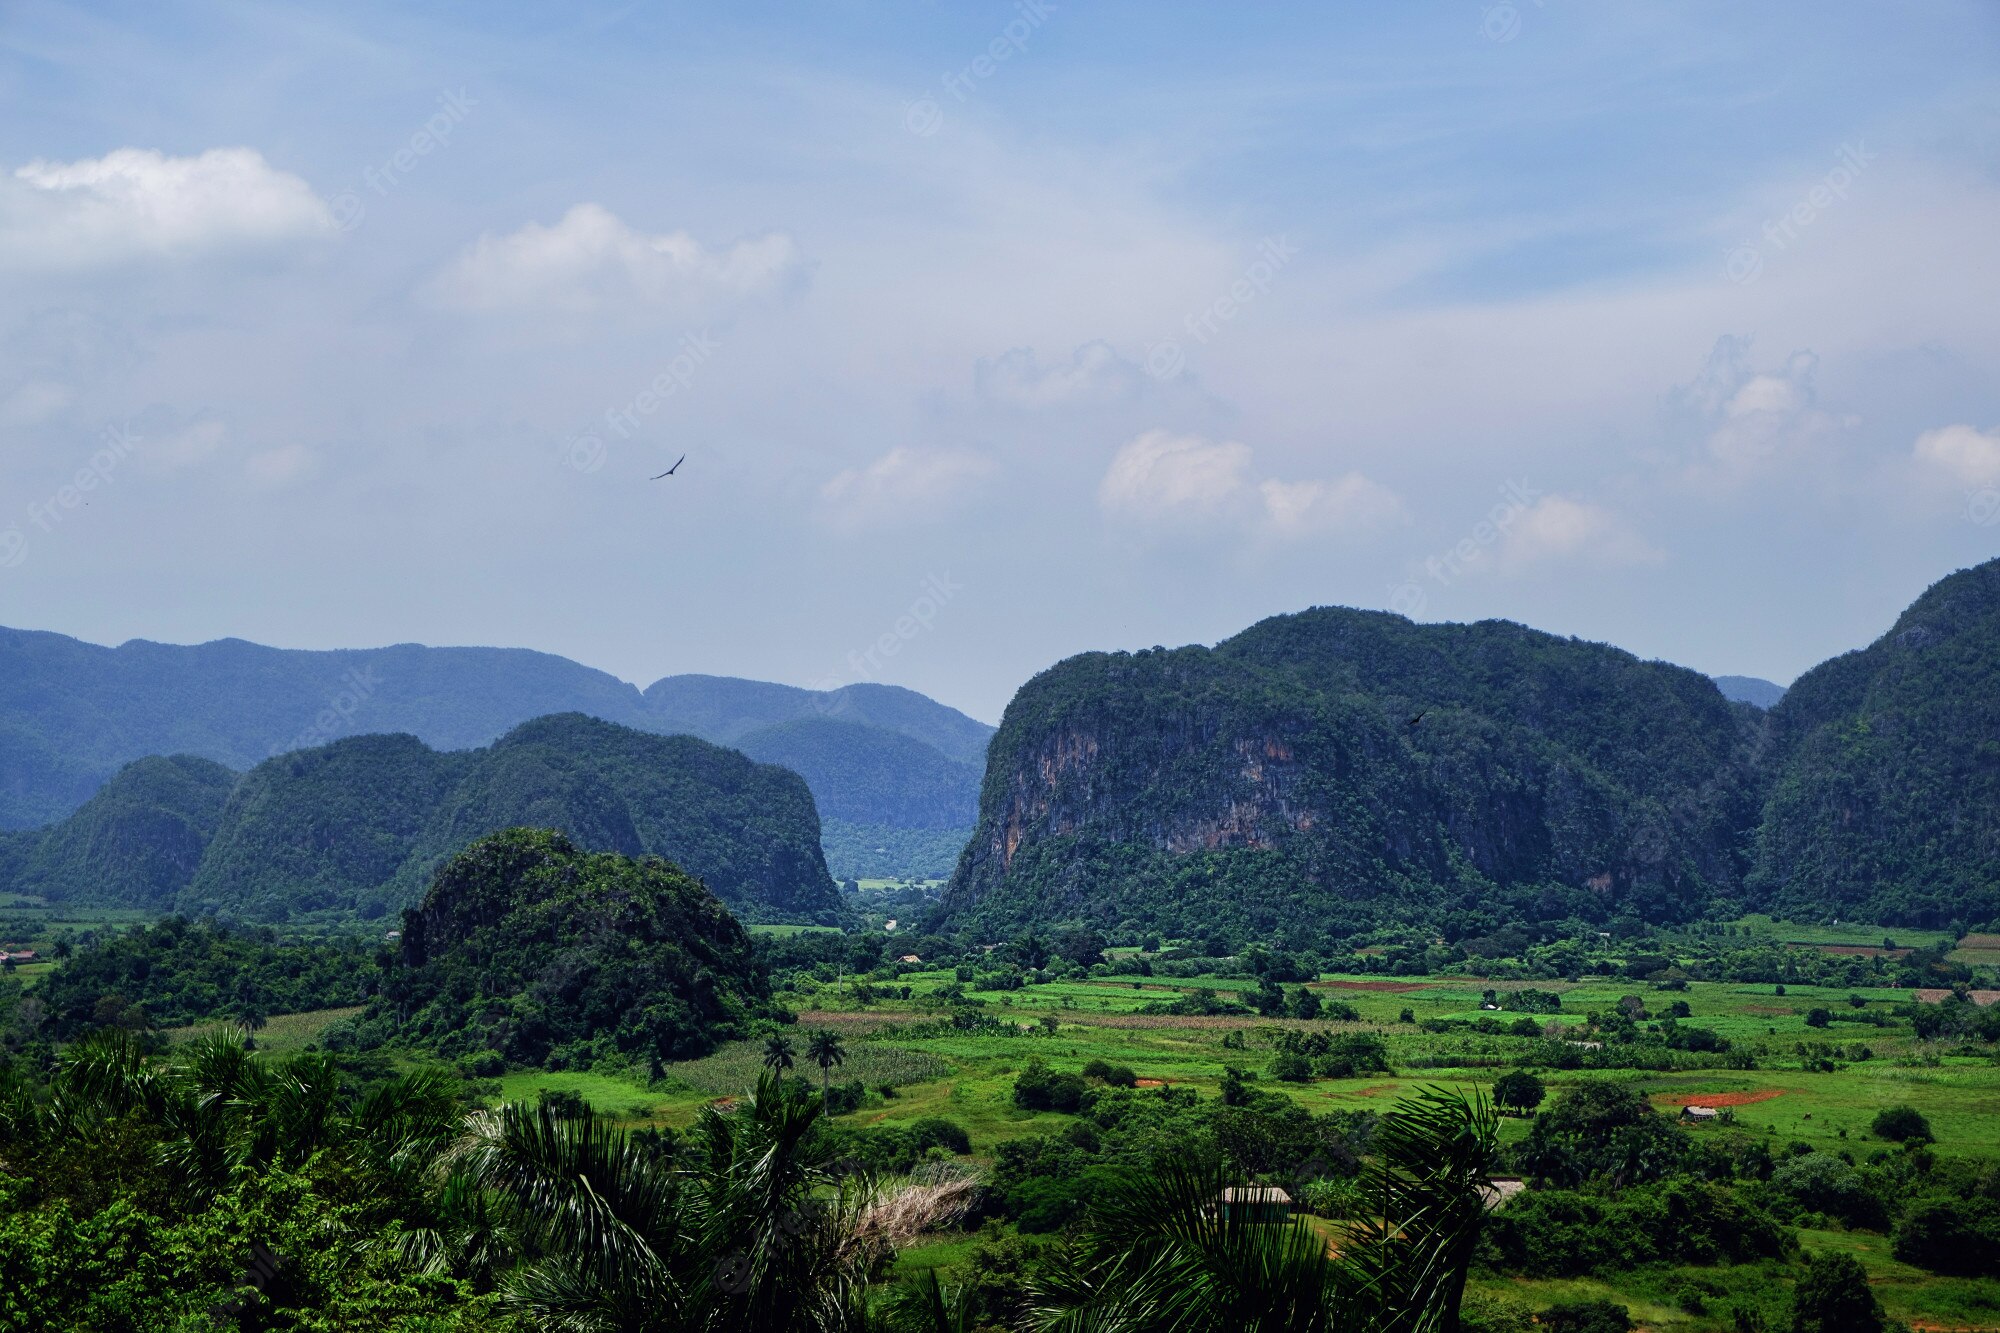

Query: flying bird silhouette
[651,455,686,480]
[1407,711,1425,728]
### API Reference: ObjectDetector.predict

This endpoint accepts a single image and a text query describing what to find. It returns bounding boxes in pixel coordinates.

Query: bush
[1271,1051,1314,1083]
[1789,1252,1884,1333]
[1492,1070,1545,1115]
[1539,1300,1632,1333]
[1013,1059,1089,1113]
[1891,1197,2000,1276]
[1870,1105,1932,1143]
[908,1117,972,1155]
[1080,1059,1138,1088]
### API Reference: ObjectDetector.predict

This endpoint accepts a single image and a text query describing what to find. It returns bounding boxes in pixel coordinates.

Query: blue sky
[2,2,1998,721]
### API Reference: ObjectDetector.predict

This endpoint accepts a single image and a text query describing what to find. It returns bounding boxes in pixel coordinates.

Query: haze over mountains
[0,626,992,877]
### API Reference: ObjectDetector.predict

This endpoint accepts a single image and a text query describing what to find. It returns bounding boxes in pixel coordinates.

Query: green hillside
[371,828,766,1067]
[937,608,1760,946]
[1750,559,2000,927]
[5,755,237,909]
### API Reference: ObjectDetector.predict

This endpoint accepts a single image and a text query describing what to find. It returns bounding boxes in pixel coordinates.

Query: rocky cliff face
[937,611,1760,943]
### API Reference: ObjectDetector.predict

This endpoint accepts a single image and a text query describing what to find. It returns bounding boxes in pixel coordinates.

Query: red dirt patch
[1134,1078,1171,1088]
[1308,979,1433,993]
[1814,945,1910,958]
[1654,1090,1783,1108]
[1913,988,2000,1005]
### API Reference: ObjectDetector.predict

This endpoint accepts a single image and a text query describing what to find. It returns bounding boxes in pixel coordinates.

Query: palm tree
[762,1035,796,1081]
[805,1030,846,1110]
[1027,1087,1498,1333]
[457,1071,876,1331]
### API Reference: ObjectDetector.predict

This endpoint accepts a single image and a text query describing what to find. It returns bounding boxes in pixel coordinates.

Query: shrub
[1789,1252,1884,1333]
[1271,1051,1314,1082]
[1013,1059,1089,1113]
[1870,1105,1932,1143]
[908,1117,972,1155]
[1891,1197,2000,1276]
[1539,1300,1632,1333]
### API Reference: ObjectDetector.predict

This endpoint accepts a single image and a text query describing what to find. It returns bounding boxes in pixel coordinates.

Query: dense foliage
[3,755,236,908]
[939,608,1761,945]
[1752,558,2000,926]
[29,916,377,1038]
[368,829,768,1069]
[14,714,843,924]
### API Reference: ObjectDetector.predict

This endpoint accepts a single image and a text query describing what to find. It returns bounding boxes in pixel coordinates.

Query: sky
[2,2,1998,724]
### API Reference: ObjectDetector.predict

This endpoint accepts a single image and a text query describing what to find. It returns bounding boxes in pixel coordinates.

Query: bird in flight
[651,455,686,480]
[1407,711,1425,728]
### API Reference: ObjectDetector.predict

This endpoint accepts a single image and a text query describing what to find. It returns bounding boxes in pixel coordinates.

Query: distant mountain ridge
[5,714,841,925]
[0,627,993,878]
[1712,675,1787,709]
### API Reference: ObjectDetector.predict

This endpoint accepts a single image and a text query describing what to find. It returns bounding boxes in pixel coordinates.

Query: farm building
[1680,1105,1720,1123]
[1220,1187,1293,1224]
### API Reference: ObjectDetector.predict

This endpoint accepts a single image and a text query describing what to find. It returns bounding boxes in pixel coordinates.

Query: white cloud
[1099,430,1252,522]
[153,419,228,470]
[1912,423,2000,488]
[819,446,995,532]
[0,147,335,269]
[1667,337,1851,481]
[1258,475,1405,538]
[1488,494,1662,574]
[244,443,318,488]
[975,341,1148,409]
[427,203,804,313]
[0,381,73,425]
[1099,429,1402,542]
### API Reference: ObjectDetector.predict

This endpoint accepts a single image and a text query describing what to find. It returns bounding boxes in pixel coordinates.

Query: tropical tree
[456,1071,878,1331]
[1026,1087,1499,1333]
[1491,1070,1545,1116]
[763,1035,797,1081]
[806,1030,847,1109]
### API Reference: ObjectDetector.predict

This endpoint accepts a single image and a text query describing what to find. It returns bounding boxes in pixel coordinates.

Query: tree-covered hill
[1750,558,2000,927]
[386,713,841,922]
[5,755,237,909]
[642,673,993,765]
[936,608,1762,946]
[5,716,841,924]
[372,827,767,1067]
[1713,675,1787,709]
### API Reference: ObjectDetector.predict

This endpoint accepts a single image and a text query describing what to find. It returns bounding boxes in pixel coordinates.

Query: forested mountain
[936,608,1762,946]
[1750,559,2000,927]
[371,828,767,1067]
[3,755,237,908]
[1714,675,1787,709]
[0,629,994,866]
[6,715,841,925]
